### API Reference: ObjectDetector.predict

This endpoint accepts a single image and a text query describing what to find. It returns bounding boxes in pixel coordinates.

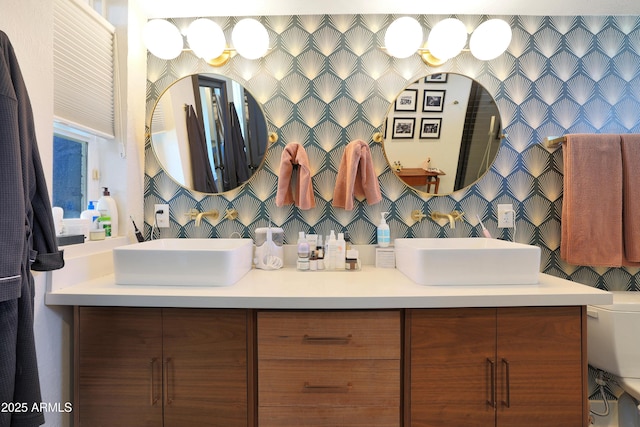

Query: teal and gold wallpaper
[145,14,640,291]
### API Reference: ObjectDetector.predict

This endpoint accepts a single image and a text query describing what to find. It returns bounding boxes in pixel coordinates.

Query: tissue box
[62,218,91,240]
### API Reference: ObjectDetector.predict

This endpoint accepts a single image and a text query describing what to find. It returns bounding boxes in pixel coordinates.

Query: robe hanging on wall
[0,30,64,427]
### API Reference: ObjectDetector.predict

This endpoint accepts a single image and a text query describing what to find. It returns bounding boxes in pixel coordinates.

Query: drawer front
[259,406,399,427]
[259,359,400,407]
[257,311,400,360]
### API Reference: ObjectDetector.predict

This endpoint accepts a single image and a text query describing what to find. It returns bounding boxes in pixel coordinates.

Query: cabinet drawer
[259,359,400,407]
[257,311,400,360]
[259,406,399,427]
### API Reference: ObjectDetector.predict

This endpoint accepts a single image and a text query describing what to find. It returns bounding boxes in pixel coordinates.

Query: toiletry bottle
[97,187,118,237]
[377,212,391,247]
[297,231,310,271]
[336,232,346,270]
[80,201,101,229]
[327,231,337,270]
[316,235,324,270]
[97,215,112,237]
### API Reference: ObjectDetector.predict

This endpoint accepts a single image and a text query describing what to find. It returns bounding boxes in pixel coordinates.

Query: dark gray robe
[0,30,64,427]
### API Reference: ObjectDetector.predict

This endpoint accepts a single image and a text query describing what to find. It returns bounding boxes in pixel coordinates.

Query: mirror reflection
[151,73,268,193]
[383,73,502,195]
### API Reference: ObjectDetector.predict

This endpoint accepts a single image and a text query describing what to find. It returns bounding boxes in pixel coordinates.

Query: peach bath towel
[561,134,625,266]
[275,142,316,210]
[621,134,640,262]
[332,139,382,211]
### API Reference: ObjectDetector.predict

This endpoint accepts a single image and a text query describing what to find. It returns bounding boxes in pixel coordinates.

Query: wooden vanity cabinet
[75,307,250,427]
[405,307,586,427]
[257,310,401,427]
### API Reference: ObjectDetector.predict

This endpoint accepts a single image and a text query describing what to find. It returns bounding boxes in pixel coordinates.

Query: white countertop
[45,265,612,309]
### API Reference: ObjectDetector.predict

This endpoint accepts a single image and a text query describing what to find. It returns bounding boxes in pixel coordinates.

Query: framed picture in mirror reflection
[394,89,418,112]
[425,73,448,83]
[423,89,445,112]
[420,118,442,139]
[392,117,415,139]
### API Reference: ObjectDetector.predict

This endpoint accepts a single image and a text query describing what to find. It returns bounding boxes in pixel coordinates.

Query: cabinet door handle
[303,382,352,393]
[502,358,511,408]
[302,334,352,344]
[149,357,159,406]
[487,358,496,408]
[165,357,174,406]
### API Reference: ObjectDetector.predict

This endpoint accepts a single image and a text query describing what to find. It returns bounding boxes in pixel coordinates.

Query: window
[52,123,100,218]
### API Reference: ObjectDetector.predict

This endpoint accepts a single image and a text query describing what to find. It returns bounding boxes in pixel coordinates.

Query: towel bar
[546,136,566,149]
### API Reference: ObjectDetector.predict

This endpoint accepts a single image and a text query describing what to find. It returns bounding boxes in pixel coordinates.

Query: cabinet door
[407,308,497,427]
[496,307,584,427]
[162,308,249,427]
[77,307,163,427]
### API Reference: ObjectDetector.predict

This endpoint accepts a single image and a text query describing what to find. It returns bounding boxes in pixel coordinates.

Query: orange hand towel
[561,134,624,267]
[275,142,316,210]
[332,139,382,211]
[621,134,640,263]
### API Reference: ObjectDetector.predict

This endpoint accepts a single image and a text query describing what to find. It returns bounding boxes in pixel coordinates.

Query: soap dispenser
[97,187,118,237]
[377,212,390,248]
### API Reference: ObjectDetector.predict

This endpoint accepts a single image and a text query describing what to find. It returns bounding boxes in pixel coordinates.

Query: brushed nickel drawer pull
[165,357,174,405]
[302,334,353,344]
[487,358,496,408]
[502,358,511,408]
[149,357,159,406]
[303,382,353,393]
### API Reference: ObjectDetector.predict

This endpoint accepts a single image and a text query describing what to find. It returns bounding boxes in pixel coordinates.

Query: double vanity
[46,238,611,427]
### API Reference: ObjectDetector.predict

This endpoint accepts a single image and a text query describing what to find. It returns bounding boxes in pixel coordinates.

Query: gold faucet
[430,210,464,228]
[186,209,220,227]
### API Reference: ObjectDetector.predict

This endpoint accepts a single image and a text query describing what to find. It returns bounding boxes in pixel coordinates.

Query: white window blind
[54,0,115,139]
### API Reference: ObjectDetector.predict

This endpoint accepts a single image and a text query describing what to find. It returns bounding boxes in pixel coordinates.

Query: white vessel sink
[394,238,541,285]
[113,238,254,286]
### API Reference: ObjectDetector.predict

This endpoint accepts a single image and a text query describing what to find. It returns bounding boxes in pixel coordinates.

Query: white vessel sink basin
[113,238,254,286]
[394,238,541,285]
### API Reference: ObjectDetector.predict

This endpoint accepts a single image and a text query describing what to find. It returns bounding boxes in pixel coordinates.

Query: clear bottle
[336,232,346,270]
[296,231,310,271]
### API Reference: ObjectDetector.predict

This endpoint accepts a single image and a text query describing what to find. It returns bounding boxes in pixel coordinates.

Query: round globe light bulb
[384,17,423,59]
[470,19,513,61]
[143,19,183,60]
[427,18,468,61]
[187,19,226,60]
[232,18,269,60]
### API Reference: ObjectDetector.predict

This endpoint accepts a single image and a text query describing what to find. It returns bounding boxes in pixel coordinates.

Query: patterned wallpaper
[144,14,640,292]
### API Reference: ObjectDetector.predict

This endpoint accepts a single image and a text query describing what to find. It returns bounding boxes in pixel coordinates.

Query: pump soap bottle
[97,187,118,237]
[377,212,390,247]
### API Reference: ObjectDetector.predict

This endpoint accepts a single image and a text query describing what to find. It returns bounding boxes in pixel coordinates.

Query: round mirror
[383,73,503,195]
[150,73,269,193]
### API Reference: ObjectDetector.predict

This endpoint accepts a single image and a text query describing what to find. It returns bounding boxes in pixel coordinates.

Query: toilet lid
[590,291,640,312]
[618,377,640,401]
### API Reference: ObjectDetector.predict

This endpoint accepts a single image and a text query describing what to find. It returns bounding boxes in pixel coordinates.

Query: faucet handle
[224,209,238,221]
[411,210,427,222]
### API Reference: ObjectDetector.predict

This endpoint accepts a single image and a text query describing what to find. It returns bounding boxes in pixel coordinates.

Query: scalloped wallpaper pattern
[144,14,640,292]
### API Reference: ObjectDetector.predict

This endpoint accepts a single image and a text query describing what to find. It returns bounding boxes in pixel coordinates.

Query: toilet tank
[587,291,640,378]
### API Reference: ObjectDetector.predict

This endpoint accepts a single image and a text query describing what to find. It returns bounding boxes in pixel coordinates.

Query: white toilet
[588,291,640,425]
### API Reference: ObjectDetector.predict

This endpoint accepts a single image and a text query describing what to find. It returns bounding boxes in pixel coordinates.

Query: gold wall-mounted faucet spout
[185,209,220,227]
[430,210,464,228]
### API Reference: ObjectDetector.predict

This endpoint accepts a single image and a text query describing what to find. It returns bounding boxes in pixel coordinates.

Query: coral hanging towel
[332,139,382,211]
[561,134,628,266]
[276,142,316,210]
[621,134,640,262]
